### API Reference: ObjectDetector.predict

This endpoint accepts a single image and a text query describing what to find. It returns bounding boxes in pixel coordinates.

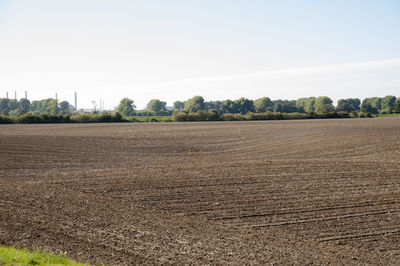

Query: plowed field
[1,118,400,265]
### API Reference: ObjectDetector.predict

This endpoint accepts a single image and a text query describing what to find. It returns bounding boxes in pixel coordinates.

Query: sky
[0,0,399,109]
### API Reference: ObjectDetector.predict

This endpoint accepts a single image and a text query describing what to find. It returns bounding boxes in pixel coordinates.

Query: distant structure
[14,91,17,100]
[75,92,77,111]
[25,91,27,99]
[55,93,58,101]
[99,99,104,111]
[6,92,8,99]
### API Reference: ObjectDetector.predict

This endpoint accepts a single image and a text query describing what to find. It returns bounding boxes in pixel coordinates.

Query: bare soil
[1,118,400,265]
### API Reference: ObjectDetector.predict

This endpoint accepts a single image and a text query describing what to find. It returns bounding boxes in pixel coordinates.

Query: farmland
[1,118,400,265]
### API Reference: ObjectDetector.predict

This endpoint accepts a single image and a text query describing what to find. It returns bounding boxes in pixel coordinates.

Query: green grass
[375,113,400,118]
[0,246,89,265]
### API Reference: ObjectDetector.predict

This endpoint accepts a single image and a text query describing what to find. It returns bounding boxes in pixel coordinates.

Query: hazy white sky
[0,0,399,109]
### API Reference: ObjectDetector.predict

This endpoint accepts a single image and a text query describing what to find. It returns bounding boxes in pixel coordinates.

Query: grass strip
[0,246,89,265]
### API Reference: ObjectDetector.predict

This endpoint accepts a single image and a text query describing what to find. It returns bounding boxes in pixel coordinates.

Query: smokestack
[6,92,8,99]
[25,91,27,99]
[55,93,58,101]
[75,92,77,111]
[15,91,17,100]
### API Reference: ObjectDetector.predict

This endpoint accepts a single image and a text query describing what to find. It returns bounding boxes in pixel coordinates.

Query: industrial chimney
[75,92,77,111]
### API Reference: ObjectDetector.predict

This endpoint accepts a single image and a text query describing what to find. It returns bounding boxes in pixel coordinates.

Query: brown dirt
[1,118,400,265]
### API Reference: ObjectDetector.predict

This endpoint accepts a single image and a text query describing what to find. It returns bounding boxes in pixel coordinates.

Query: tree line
[1,95,399,119]
[116,95,400,116]
[0,98,71,116]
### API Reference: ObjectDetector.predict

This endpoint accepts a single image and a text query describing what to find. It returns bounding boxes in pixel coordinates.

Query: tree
[296,98,308,113]
[361,101,377,114]
[394,98,400,113]
[18,98,30,115]
[184,96,205,113]
[8,99,18,112]
[381,95,396,113]
[315,96,334,112]
[46,99,60,115]
[115,98,135,116]
[361,98,378,114]
[0,98,10,115]
[362,97,382,113]
[234,98,254,114]
[304,97,316,113]
[371,97,382,112]
[30,100,39,114]
[254,97,273,113]
[273,100,297,113]
[59,101,71,115]
[205,101,222,111]
[336,101,355,113]
[336,98,360,112]
[219,99,236,114]
[147,99,167,114]
[173,101,185,111]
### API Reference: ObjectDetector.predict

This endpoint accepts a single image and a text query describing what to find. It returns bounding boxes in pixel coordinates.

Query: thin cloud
[127,58,400,88]
[52,58,400,109]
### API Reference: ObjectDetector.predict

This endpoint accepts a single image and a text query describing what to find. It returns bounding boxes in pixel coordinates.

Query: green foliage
[59,101,71,115]
[30,98,59,115]
[361,101,378,114]
[18,98,30,115]
[70,113,125,123]
[315,96,334,112]
[254,97,273,113]
[246,112,285,120]
[133,110,172,116]
[0,246,88,265]
[358,111,372,118]
[394,98,400,113]
[295,98,308,113]
[183,96,205,113]
[221,113,245,121]
[0,115,14,124]
[205,100,222,111]
[219,99,236,114]
[126,116,173,122]
[235,98,255,114]
[361,97,383,114]
[28,98,71,115]
[304,97,316,113]
[380,95,396,113]
[273,100,297,113]
[336,98,360,112]
[375,113,400,118]
[47,99,59,115]
[0,112,125,124]
[173,101,185,111]
[8,99,18,112]
[218,98,255,114]
[1,95,398,121]
[115,98,135,116]
[146,99,167,114]
[174,110,352,122]
[0,98,10,115]
[174,110,220,121]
